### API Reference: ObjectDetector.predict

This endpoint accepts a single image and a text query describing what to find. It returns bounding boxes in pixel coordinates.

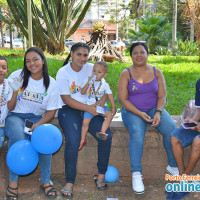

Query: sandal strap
[7,185,18,190]
[7,186,18,199]
[41,185,57,197]
[62,185,73,193]
[96,179,106,187]
[46,187,56,196]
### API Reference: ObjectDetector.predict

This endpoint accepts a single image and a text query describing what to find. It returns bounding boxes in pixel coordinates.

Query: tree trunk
[172,0,177,50]
[9,25,13,49]
[190,21,194,42]
[0,18,3,47]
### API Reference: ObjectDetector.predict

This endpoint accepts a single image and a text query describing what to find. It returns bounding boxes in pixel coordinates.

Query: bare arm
[30,110,56,131]
[117,69,152,122]
[108,94,116,115]
[193,108,200,122]
[7,91,18,111]
[155,68,166,111]
[81,74,95,95]
[152,68,167,127]
[81,82,90,95]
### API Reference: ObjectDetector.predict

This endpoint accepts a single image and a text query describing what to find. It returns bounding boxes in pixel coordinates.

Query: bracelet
[155,109,162,115]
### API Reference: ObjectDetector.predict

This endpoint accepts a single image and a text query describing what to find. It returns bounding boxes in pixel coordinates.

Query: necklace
[92,80,102,102]
[0,81,6,118]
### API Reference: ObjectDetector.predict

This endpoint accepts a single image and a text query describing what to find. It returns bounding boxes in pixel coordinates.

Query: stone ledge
[1,113,200,191]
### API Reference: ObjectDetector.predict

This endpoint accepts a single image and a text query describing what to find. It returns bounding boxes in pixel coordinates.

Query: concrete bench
[1,113,200,194]
[50,114,200,180]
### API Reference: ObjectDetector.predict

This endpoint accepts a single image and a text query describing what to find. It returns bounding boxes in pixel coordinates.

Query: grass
[1,49,200,115]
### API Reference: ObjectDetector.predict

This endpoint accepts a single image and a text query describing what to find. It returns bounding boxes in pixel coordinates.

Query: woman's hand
[139,112,153,123]
[151,113,161,127]
[86,104,98,116]
[112,107,116,116]
[30,123,40,132]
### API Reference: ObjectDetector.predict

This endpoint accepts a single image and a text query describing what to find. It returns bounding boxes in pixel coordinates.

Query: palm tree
[6,0,92,54]
[127,13,172,54]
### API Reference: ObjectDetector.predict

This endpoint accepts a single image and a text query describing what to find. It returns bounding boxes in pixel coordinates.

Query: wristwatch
[155,109,162,115]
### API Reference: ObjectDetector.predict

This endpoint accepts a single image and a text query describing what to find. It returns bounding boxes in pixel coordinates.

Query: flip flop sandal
[78,140,87,151]
[61,185,73,199]
[40,185,57,198]
[6,185,18,200]
[96,131,108,140]
[94,179,108,190]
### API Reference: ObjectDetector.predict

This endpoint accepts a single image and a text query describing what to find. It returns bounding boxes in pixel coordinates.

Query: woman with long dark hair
[56,43,112,198]
[5,47,61,199]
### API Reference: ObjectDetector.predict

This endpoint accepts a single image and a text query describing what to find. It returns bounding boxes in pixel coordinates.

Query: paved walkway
[1,173,199,200]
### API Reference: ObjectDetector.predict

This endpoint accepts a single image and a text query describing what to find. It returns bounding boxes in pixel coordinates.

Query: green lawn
[1,49,200,115]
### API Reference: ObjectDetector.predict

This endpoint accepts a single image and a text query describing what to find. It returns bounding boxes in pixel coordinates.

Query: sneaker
[132,172,145,194]
[166,165,179,175]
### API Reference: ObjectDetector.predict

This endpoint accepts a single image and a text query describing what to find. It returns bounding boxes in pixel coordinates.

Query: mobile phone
[181,122,197,129]
[24,119,34,135]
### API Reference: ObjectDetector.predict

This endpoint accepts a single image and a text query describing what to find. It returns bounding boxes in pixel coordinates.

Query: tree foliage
[155,0,190,40]
[5,0,92,54]
[180,0,200,62]
[128,13,172,54]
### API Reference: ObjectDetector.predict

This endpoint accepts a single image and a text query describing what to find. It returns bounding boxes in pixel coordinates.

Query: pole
[27,0,33,47]
[116,0,118,40]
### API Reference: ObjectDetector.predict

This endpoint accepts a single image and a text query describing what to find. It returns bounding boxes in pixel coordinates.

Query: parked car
[3,36,10,48]
[65,38,75,47]
[13,38,23,48]
[110,40,126,49]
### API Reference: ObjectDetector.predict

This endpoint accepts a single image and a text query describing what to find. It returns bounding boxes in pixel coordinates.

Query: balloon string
[26,135,31,140]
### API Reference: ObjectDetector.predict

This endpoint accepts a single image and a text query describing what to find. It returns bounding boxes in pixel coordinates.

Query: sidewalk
[0,173,198,200]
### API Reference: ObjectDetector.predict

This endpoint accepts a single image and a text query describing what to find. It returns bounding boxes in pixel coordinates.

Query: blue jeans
[5,112,52,184]
[122,107,177,173]
[0,127,5,147]
[58,105,112,184]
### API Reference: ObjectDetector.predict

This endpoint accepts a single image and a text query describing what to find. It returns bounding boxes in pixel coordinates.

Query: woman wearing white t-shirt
[5,47,61,199]
[56,43,112,198]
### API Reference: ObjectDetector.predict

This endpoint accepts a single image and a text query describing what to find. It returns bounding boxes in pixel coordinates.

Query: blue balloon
[105,165,119,183]
[31,124,63,154]
[6,140,39,175]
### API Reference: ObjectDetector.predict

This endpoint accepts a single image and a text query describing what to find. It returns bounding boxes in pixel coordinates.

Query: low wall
[50,114,200,180]
[1,114,200,194]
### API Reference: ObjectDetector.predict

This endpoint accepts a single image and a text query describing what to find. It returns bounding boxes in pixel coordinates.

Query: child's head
[93,61,108,81]
[0,55,9,83]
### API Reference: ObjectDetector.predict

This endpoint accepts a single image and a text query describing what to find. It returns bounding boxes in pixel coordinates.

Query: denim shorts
[171,125,200,147]
[84,106,110,119]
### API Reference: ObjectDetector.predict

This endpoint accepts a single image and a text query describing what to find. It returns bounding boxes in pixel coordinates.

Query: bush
[173,39,199,56]
[155,39,199,56]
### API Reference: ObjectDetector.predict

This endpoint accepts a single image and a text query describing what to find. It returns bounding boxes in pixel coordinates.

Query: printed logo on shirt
[70,81,82,94]
[132,83,138,91]
[17,88,45,104]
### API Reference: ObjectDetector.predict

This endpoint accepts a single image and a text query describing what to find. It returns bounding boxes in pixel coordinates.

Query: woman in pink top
[118,42,178,194]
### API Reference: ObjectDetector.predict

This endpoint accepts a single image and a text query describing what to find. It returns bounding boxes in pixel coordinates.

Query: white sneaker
[132,172,145,194]
[166,165,179,175]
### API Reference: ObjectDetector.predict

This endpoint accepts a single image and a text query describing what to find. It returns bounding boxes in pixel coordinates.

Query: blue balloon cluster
[6,124,63,175]
[105,165,119,183]
[6,140,39,175]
